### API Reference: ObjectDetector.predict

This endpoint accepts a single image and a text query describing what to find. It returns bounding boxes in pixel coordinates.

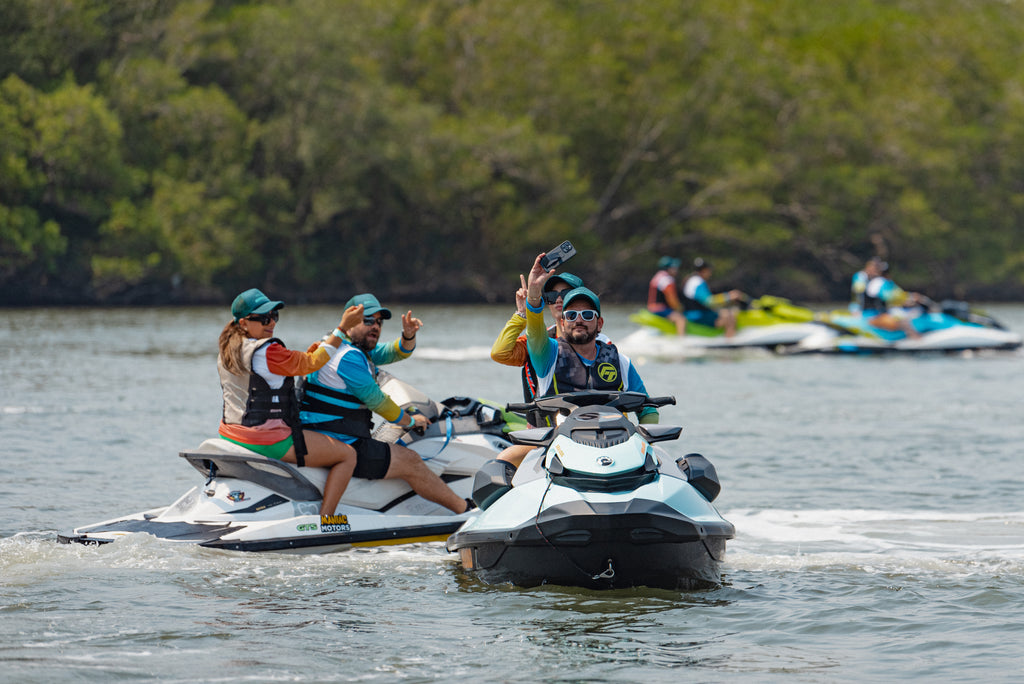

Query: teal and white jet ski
[447,391,735,590]
[790,300,1022,354]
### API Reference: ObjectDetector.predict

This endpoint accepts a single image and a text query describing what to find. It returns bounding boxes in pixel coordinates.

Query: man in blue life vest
[496,254,658,468]
[681,258,746,337]
[299,293,472,513]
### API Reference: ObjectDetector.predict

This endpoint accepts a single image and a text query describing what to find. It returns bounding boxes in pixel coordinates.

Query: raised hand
[401,310,423,340]
[516,274,528,316]
[339,304,363,334]
[526,253,553,304]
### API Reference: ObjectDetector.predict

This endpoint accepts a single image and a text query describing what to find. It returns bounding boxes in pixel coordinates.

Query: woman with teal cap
[217,288,364,516]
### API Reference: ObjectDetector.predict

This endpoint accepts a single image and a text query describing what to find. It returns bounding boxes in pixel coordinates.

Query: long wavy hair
[218,321,252,375]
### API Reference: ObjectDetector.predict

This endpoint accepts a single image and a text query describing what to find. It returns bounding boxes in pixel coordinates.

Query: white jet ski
[446,391,735,590]
[58,373,519,553]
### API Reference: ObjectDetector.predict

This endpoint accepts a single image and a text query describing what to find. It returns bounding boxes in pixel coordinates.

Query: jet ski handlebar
[506,391,675,417]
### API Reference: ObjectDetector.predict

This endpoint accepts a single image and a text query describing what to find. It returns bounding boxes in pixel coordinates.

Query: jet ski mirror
[508,427,555,447]
[636,424,682,444]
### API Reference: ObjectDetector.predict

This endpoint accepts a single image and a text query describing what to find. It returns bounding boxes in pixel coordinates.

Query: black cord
[532,476,615,582]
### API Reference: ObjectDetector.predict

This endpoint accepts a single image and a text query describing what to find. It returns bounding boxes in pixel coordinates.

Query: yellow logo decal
[320,514,349,525]
[320,514,351,533]
[597,362,618,383]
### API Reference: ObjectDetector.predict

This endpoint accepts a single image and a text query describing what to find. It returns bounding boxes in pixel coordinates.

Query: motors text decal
[320,514,351,533]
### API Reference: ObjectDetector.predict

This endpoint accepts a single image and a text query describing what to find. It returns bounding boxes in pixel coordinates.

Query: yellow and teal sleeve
[491,314,528,366]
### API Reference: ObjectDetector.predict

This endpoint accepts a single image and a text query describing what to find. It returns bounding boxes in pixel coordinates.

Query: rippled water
[2,303,1023,682]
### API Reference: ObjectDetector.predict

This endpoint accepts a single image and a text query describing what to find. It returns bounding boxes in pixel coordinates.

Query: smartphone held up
[539,240,577,271]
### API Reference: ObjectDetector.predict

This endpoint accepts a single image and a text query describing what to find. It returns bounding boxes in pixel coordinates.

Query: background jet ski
[447,391,735,590]
[58,373,522,553]
[623,295,827,353]
[791,299,1022,354]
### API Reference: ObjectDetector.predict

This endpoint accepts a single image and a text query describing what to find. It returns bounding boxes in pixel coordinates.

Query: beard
[565,326,597,345]
[349,328,379,352]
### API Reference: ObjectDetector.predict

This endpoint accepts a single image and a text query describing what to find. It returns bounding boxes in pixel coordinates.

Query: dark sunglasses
[542,289,569,304]
[562,309,598,322]
[363,316,383,327]
[246,310,279,325]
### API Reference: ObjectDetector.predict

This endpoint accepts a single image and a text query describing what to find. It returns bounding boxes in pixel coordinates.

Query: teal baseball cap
[344,293,392,319]
[543,272,584,292]
[231,288,284,322]
[658,256,682,270]
[561,286,601,314]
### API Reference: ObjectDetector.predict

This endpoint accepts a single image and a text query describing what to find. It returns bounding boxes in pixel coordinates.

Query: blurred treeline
[3,0,1024,306]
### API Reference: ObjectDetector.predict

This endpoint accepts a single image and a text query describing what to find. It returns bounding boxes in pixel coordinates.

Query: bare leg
[282,431,357,515]
[669,311,687,336]
[385,444,467,513]
[718,310,738,338]
[497,444,532,468]
[870,314,921,339]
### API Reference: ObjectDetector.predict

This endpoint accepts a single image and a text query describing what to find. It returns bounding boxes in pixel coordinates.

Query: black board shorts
[351,437,392,480]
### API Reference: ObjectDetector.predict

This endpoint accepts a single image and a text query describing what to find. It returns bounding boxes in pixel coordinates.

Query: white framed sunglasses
[562,309,598,322]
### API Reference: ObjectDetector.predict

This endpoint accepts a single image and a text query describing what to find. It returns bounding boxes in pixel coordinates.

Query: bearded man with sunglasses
[495,255,658,470]
[298,293,472,514]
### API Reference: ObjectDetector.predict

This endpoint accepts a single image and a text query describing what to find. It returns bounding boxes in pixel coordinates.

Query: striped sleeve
[264,342,331,376]
[491,314,528,366]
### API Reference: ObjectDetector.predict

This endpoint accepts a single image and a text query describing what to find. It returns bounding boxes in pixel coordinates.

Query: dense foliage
[3,0,1023,306]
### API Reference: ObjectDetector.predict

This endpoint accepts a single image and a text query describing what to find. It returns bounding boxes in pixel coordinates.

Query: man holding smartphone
[495,253,659,469]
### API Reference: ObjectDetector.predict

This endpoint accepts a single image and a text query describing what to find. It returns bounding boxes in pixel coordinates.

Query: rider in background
[647,256,687,335]
[862,263,924,338]
[850,256,885,314]
[682,258,747,338]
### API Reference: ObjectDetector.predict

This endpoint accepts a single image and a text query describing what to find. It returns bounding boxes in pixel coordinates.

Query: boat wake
[724,508,1024,576]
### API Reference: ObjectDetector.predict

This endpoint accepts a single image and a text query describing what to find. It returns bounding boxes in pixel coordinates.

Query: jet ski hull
[626,298,824,353]
[57,508,466,553]
[449,498,732,590]
[790,312,1023,354]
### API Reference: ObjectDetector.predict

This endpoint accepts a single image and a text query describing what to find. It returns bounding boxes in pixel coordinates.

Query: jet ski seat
[182,438,448,511]
[181,439,323,502]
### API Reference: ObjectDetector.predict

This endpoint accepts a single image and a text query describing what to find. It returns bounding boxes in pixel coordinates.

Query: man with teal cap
[494,253,659,469]
[298,293,472,514]
[491,269,603,436]
[682,258,747,337]
[647,256,687,335]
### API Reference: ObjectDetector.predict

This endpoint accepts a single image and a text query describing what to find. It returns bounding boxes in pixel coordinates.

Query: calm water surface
[2,303,1023,683]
